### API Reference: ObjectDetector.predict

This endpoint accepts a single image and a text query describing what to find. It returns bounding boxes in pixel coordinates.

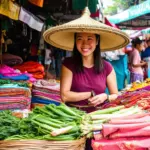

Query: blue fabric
[141,47,150,59]
[0,74,29,81]
[32,96,60,106]
[107,55,129,91]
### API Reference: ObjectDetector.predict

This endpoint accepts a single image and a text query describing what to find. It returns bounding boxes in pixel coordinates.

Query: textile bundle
[0,79,31,110]
[2,53,23,66]
[32,80,61,106]
[92,113,150,150]
[0,64,36,82]
[101,90,150,111]
[13,61,45,79]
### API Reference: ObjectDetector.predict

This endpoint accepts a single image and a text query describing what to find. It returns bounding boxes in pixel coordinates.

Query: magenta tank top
[62,57,113,113]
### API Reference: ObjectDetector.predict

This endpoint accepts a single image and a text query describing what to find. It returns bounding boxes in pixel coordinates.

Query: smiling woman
[43,6,129,113]
[43,6,129,150]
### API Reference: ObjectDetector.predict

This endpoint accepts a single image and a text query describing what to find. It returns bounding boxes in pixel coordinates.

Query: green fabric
[72,0,98,13]
[108,0,150,24]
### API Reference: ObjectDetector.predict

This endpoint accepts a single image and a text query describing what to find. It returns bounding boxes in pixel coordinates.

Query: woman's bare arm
[60,65,91,102]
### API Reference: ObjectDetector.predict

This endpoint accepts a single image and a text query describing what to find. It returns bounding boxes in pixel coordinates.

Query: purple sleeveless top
[62,57,113,113]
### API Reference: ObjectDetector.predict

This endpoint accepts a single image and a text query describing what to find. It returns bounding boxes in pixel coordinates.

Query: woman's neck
[82,55,94,68]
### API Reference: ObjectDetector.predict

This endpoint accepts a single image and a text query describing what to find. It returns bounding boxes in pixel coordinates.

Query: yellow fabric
[1,30,6,44]
[28,0,44,7]
[0,0,20,20]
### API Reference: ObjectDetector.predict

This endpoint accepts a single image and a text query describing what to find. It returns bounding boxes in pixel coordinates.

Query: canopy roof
[108,0,150,29]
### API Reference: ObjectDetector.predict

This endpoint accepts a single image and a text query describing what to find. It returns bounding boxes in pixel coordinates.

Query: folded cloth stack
[0,64,36,82]
[92,113,150,150]
[32,79,61,107]
[13,61,45,79]
[0,79,31,110]
[2,53,23,66]
[101,90,150,111]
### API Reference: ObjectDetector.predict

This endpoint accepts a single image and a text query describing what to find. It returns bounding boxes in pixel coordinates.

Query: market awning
[108,0,150,25]
[142,27,150,34]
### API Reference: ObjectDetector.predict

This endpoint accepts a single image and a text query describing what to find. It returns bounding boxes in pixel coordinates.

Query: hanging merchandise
[22,24,27,37]
[19,7,44,32]
[28,0,44,7]
[0,0,20,20]
[39,24,46,50]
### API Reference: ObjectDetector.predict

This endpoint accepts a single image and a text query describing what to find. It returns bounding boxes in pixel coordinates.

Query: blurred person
[128,38,147,83]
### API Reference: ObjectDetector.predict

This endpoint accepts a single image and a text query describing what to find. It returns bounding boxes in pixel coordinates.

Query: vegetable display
[0,103,145,141]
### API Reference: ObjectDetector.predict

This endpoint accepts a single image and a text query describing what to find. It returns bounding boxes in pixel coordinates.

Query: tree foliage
[104,0,147,15]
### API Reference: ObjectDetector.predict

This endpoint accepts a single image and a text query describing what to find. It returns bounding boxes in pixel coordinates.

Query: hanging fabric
[28,0,44,7]
[0,0,20,20]
[19,7,44,32]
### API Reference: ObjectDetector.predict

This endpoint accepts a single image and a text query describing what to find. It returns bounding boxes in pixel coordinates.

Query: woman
[43,7,129,149]
[60,32,118,113]
[44,7,129,112]
[128,38,147,83]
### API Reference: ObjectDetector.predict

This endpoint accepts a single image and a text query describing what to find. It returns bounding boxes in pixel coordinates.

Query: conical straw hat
[43,7,129,51]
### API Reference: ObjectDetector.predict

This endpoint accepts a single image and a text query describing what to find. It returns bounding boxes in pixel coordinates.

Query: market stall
[1,1,150,150]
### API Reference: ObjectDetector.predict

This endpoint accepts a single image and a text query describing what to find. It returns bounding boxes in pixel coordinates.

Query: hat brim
[43,9,129,51]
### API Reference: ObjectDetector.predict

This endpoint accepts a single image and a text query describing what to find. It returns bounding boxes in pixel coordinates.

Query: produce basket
[0,137,86,150]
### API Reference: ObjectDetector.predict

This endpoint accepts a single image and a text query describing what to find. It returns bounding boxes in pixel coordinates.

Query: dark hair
[131,38,143,47]
[73,34,103,74]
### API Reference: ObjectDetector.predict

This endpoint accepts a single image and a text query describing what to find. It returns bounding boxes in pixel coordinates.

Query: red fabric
[13,61,45,79]
[109,115,150,124]
[104,17,119,29]
[110,126,150,139]
[102,122,150,137]
[92,138,150,150]
[90,9,99,18]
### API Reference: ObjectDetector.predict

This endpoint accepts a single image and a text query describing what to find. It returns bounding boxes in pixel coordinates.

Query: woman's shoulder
[63,57,74,66]
[62,57,74,71]
[103,60,113,76]
[103,59,112,67]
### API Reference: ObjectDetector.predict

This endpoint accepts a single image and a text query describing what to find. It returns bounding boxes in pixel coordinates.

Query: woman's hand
[88,93,107,107]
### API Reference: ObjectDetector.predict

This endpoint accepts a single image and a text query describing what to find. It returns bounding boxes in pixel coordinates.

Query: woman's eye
[88,38,92,40]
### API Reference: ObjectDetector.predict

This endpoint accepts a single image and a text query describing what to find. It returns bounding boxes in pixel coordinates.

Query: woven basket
[0,137,86,150]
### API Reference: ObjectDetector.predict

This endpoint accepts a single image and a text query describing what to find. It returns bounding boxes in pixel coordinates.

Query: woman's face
[76,33,98,57]
[137,43,144,52]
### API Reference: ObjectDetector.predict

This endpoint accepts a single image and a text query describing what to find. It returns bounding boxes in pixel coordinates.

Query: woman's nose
[82,40,88,45]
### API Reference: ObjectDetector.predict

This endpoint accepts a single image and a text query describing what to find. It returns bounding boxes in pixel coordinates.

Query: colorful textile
[109,126,150,139]
[28,0,44,7]
[0,87,31,97]
[13,61,45,79]
[92,138,150,150]
[130,72,144,83]
[32,80,61,106]
[0,96,31,110]
[2,53,23,66]
[0,74,29,81]
[102,122,150,138]
[33,80,60,93]
[32,90,61,101]
[19,7,44,32]
[0,0,20,20]
[0,65,36,82]
[32,96,60,106]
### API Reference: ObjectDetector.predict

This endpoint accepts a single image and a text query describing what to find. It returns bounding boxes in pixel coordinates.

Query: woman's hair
[131,38,143,47]
[73,34,104,74]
